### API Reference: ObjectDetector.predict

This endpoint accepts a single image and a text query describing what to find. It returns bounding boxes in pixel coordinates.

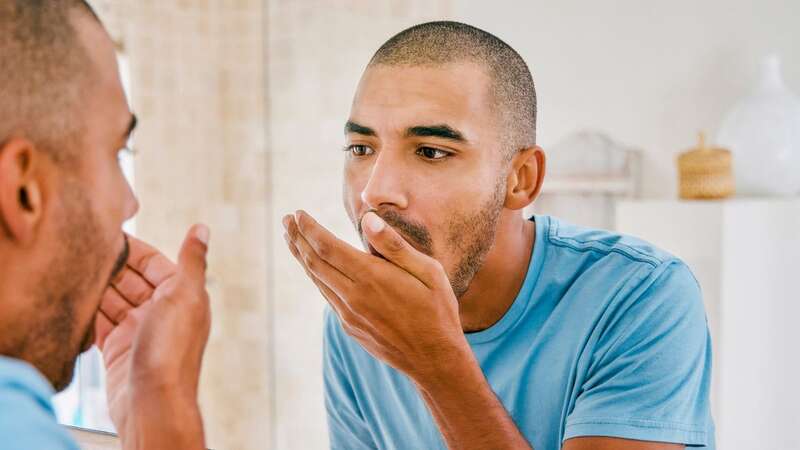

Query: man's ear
[504,146,546,211]
[0,138,45,244]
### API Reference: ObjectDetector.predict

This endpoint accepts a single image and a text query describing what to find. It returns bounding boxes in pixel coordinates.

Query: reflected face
[343,63,509,297]
[29,14,139,391]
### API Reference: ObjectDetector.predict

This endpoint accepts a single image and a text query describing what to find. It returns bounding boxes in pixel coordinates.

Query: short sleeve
[323,308,377,450]
[0,370,80,450]
[565,260,714,447]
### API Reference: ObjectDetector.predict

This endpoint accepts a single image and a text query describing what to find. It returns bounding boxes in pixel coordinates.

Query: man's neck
[457,211,535,333]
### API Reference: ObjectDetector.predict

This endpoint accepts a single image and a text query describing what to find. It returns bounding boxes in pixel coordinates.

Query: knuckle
[428,259,445,274]
[112,309,127,324]
[341,321,362,339]
[341,323,356,337]
[137,252,158,273]
[385,236,405,253]
[338,308,357,325]
[315,241,330,260]
[303,254,317,272]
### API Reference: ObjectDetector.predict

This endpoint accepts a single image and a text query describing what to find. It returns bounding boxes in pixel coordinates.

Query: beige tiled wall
[91,2,271,449]
[91,1,450,448]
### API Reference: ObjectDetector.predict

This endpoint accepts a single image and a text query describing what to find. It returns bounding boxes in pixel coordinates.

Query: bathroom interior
[55,1,800,449]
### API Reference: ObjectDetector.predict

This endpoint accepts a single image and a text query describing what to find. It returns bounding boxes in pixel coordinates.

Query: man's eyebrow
[124,114,138,140]
[345,121,376,137]
[406,124,466,142]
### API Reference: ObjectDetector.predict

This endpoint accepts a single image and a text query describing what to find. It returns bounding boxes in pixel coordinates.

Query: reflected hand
[95,225,211,450]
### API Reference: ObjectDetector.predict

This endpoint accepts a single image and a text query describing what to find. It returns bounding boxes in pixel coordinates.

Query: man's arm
[414,343,531,449]
[0,360,80,450]
[96,226,211,450]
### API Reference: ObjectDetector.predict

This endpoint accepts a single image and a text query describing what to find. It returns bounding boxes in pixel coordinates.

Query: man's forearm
[122,387,205,450]
[412,344,533,450]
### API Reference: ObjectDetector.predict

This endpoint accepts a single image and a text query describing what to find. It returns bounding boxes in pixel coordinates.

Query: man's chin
[79,319,96,353]
[51,358,79,393]
[53,329,95,392]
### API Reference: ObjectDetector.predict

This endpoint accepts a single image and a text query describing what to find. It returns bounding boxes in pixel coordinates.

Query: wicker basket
[677,133,735,199]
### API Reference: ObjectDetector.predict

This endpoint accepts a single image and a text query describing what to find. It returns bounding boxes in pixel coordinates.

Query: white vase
[716,55,800,196]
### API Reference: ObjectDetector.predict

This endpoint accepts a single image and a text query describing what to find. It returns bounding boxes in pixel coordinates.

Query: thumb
[362,212,441,287]
[178,224,210,282]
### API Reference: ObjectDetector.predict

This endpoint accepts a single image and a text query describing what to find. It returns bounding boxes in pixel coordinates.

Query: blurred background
[55,1,799,449]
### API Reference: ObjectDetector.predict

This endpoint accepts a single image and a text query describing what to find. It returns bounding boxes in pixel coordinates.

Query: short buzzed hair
[0,0,101,163]
[370,21,537,154]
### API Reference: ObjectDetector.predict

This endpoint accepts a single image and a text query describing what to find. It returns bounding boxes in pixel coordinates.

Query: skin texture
[283,62,683,450]
[0,9,210,450]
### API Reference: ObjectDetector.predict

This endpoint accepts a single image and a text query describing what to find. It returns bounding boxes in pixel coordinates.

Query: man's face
[29,14,139,391]
[343,63,509,297]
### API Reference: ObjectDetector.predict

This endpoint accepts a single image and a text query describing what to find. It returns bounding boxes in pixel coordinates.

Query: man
[0,1,210,448]
[283,21,714,450]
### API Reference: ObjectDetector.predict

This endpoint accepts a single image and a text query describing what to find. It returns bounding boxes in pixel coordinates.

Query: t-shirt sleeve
[0,381,80,450]
[564,260,714,447]
[322,308,377,450]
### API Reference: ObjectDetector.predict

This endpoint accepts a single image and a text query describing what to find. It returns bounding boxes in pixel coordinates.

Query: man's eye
[417,147,450,160]
[346,145,374,157]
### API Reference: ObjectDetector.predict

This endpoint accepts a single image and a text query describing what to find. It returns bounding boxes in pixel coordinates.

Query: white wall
[454,0,800,197]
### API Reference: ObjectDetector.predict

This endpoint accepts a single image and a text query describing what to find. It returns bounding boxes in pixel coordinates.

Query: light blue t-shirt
[0,356,80,449]
[323,215,715,450]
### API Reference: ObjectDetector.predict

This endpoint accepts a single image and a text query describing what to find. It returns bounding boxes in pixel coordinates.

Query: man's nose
[360,152,409,211]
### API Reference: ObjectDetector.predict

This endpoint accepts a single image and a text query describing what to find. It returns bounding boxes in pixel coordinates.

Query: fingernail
[363,212,385,233]
[196,224,210,245]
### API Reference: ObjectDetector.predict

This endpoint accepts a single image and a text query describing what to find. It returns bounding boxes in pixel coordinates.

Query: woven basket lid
[678,132,731,168]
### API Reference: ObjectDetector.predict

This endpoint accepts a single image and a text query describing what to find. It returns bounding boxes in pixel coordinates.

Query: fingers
[99,286,136,325]
[285,237,374,339]
[288,211,368,279]
[177,224,210,283]
[94,310,114,350]
[283,225,353,299]
[111,266,154,307]
[361,212,441,288]
[126,234,178,286]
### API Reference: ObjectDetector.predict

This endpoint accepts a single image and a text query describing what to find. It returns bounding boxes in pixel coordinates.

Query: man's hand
[95,225,211,450]
[283,210,468,382]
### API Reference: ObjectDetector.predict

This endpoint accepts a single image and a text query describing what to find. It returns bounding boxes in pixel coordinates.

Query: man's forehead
[70,11,131,140]
[350,63,494,136]
[71,10,120,85]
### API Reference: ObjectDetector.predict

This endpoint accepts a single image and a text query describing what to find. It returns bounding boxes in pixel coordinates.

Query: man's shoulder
[541,215,676,269]
[0,356,54,407]
[538,216,702,311]
[0,357,79,449]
